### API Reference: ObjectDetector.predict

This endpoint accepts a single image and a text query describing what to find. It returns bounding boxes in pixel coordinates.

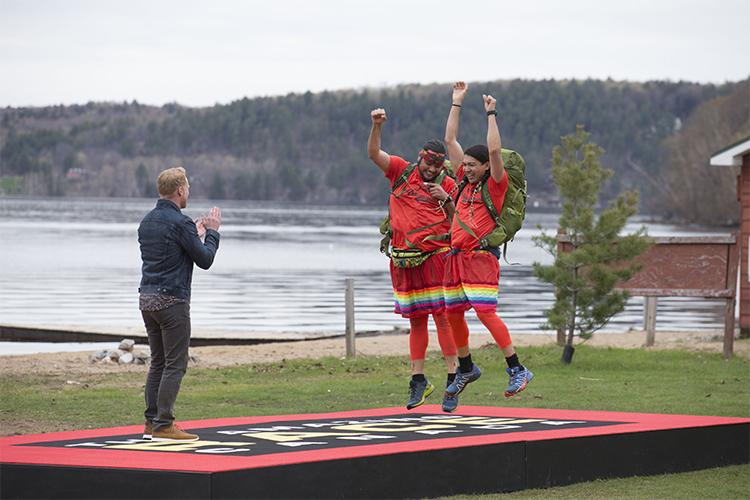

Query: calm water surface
[0,198,730,346]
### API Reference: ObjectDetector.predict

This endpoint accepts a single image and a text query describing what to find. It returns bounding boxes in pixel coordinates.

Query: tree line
[0,78,743,218]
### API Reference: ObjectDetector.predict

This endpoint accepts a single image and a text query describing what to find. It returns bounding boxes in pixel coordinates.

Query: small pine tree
[533,126,651,363]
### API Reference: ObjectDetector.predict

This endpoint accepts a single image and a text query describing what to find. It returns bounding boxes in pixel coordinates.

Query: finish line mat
[1,406,748,499]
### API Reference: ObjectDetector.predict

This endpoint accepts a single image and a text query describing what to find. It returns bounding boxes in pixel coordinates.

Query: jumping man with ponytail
[441,82,534,413]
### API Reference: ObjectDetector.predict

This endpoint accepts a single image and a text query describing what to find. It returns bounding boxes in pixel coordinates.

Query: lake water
[0,197,731,352]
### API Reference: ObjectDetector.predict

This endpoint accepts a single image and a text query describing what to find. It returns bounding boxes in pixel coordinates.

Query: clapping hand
[195,218,207,239]
[202,207,222,231]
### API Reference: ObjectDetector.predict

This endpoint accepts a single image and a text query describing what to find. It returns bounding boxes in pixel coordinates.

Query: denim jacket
[138,199,220,301]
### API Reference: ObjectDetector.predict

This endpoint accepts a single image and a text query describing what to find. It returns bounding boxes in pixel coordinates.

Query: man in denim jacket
[138,166,221,442]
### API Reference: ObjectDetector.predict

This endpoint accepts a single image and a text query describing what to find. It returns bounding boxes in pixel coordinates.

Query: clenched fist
[371,108,387,125]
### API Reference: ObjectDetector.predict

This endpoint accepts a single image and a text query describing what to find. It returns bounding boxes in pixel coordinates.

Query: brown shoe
[143,420,153,440]
[152,423,199,442]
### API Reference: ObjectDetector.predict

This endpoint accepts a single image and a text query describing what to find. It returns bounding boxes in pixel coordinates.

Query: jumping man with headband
[441,82,534,413]
[368,107,458,410]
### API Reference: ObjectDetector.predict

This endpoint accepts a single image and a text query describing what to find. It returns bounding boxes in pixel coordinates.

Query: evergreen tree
[532,126,651,363]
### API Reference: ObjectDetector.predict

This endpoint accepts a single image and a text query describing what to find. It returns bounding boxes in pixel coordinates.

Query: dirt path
[1,330,746,376]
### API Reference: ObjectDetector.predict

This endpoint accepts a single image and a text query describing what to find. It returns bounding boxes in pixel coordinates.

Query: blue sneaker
[505,366,534,397]
[442,391,459,413]
[446,364,482,396]
[406,379,434,410]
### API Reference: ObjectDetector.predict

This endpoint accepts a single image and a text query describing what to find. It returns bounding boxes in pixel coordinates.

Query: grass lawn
[1,344,748,497]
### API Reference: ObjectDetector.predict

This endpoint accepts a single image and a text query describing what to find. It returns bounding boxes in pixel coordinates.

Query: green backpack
[379,160,454,256]
[453,148,527,252]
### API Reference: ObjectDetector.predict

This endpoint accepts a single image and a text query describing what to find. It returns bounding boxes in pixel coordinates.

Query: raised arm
[367,108,391,173]
[444,82,467,167]
[483,94,505,182]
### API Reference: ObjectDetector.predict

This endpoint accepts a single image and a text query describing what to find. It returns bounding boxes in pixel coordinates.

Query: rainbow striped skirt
[443,249,500,313]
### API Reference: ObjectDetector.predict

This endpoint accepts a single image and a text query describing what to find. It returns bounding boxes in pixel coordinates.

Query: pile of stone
[89,339,150,365]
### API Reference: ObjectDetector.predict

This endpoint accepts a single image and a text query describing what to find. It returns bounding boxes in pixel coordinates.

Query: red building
[711,136,750,336]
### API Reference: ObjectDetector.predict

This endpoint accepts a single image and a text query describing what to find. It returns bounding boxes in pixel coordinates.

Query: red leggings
[409,312,457,361]
[446,310,512,349]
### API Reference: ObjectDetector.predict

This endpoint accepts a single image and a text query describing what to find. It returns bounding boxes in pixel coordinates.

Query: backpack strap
[434,169,448,187]
[480,181,502,226]
[454,177,469,201]
[391,162,417,194]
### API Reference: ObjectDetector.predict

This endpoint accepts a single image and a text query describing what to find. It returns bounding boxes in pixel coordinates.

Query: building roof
[710,136,750,167]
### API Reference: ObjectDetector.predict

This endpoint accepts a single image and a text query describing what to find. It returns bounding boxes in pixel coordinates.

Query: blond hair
[156,166,188,196]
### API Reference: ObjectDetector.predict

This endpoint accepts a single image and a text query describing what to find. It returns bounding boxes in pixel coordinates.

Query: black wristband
[487,110,497,116]
[452,103,462,108]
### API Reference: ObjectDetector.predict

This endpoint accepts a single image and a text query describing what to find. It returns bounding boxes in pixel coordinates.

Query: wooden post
[724,297,736,359]
[644,297,657,346]
[724,235,740,358]
[345,278,356,358]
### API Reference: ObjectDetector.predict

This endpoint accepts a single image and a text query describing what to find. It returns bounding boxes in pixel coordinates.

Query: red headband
[418,149,446,167]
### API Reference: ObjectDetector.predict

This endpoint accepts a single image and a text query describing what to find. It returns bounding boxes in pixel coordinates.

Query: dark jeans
[141,302,191,431]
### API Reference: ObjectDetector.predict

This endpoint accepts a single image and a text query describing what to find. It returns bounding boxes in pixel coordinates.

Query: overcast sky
[1,0,748,107]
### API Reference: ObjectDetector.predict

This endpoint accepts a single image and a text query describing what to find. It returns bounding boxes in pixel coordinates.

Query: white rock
[119,339,136,351]
[119,352,134,364]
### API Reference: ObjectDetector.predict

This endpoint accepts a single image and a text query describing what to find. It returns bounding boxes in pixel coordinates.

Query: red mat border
[2,406,747,473]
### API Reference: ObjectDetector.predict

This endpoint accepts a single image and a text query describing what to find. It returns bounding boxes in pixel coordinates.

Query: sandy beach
[1,329,746,376]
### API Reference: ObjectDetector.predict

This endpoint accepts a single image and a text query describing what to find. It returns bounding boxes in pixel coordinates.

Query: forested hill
[0,79,740,208]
